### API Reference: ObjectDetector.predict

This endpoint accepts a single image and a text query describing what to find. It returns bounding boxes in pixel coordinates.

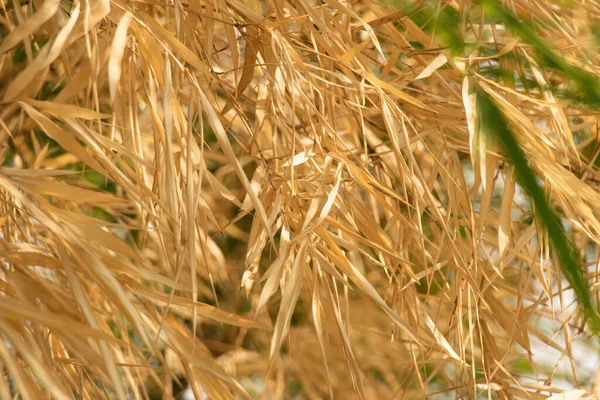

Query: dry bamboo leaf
[526,54,579,157]
[423,313,463,364]
[19,102,106,173]
[269,240,308,364]
[499,165,515,261]
[23,98,111,120]
[324,0,385,57]
[368,0,426,27]
[0,297,121,342]
[198,89,274,245]
[415,53,448,80]
[155,318,252,400]
[340,39,371,65]
[327,280,367,400]
[311,269,333,399]
[137,11,211,75]
[130,281,269,329]
[46,206,140,261]
[366,72,431,110]
[317,233,420,344]
[471,37,520,61]
[235,28,259,99]
[0,0,61,54]
[0,338,45,400]
[255,227,291,316]
[548,390,592,400]
[3,3,80,102]
[14,177,126,205]
[463,75,481,177]
[0,319,71,399]
[2,0,599,397]
[109,12,133,104]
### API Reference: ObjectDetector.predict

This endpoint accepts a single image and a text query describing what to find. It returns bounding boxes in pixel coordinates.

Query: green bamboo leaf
[475,87,600,332]
[481,0,600,108]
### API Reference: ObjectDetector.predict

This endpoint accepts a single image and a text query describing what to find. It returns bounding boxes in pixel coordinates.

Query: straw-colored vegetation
[1,0,600,398]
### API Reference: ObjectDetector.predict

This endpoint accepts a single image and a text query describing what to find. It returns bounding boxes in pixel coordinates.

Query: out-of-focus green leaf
[475,87,600,332]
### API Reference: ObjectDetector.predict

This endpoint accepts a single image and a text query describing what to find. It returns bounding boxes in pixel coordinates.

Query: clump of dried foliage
[2,0,600,398]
